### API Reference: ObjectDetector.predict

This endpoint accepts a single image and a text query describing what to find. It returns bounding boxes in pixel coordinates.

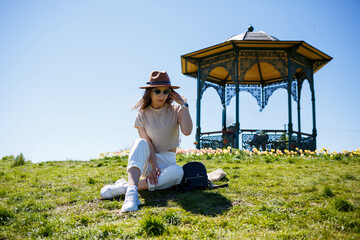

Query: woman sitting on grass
[100,70,193,212]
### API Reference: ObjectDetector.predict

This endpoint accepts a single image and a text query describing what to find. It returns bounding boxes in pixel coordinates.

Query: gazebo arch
[181,26,332,151]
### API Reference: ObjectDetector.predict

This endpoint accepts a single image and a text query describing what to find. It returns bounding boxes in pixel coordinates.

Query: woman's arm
[137,126,161,184]
[170,91,193,136]
[178,107,192,136]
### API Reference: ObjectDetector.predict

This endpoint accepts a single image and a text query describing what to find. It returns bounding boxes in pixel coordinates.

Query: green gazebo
[181,26,332,151]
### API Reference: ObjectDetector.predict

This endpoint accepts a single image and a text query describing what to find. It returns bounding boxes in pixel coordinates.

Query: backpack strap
[207,180,229,189]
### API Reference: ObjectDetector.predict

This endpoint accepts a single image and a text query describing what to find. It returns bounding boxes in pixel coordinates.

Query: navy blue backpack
[175,162,228,191]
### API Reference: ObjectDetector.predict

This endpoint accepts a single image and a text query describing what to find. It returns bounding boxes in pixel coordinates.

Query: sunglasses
[153,89,172,95]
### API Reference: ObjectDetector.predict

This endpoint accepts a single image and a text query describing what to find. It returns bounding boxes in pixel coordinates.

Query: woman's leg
[128,167,149,191]
[130,151,183,191]
[122,138,150,212]
[134,164,183,192]
[126,138,151,185]
[137,179,149,191]
[148,164,183,191]
[101,138,150,201]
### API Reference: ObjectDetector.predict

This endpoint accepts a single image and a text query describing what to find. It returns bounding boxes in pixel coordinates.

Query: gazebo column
[287,58,293,150]
[222,104,226,131]
[297,78,302,147]
[196,63,202,149]
[309,70,317,150]
[222,102,227,147]
[222,83,227,140]
[222,85,226,131]
[221,84,227,147]
[234,51,240,149]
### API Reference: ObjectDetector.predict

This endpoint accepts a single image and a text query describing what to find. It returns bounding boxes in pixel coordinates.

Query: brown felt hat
[139,71,180,89]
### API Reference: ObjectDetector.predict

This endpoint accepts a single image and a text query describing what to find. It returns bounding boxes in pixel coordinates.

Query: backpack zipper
[184,175,205,183]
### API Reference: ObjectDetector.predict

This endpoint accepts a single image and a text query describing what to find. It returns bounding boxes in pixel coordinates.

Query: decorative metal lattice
[263,81,298,107]
[222,81,297,111]
[240,85,263,108]
[201,82,225,105]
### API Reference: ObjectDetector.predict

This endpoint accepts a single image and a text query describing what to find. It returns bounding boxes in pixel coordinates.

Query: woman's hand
[170,90,187,105]
[147,164,161,185]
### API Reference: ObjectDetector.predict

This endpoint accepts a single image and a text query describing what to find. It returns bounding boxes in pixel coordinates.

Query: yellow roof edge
[298,42,333,60]
[181,40,301,58]
[181,41,232,58]
[181,40,332,61]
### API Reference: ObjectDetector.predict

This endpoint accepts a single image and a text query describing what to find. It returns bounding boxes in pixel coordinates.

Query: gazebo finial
[248,24,254,32]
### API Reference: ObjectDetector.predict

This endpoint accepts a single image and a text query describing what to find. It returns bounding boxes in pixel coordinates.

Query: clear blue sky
[1,0,359,162]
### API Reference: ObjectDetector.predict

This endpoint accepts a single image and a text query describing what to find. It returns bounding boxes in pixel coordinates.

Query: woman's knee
[148,165,183,191]
[133,138,149,150]
[127,138,150,174]
[168,164,184,182]
[129,138,150,157]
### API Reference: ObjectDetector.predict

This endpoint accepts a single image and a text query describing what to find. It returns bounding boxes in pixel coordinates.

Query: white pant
[127,138,184,191]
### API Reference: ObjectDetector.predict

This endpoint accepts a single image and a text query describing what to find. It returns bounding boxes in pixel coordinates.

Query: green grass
[0,153,359,239]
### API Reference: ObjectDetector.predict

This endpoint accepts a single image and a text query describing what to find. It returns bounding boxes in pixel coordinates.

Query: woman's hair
[132,88,174,111]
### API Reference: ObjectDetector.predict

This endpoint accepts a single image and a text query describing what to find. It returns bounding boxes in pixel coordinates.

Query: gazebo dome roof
[225,26,279,42]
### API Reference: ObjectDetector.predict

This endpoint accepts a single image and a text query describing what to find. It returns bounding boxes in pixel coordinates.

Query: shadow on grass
[139,189,232,216]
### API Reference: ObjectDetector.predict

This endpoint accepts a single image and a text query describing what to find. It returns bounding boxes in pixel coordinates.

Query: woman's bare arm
[170,91,193,136]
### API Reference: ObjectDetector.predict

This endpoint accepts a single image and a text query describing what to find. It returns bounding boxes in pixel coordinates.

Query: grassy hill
[1,150,359,239]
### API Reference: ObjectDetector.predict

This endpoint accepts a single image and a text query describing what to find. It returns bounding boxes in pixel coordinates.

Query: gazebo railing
[199,130,235,149]
[241,129,286,151]
[291,131,316,151]
[200,129,315,151]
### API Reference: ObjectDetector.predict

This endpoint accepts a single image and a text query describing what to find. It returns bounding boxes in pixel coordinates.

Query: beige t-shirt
[134,104,182,152]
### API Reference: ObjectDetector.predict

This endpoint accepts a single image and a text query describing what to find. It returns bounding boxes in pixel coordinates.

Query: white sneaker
[100,180,128,199]
[121,186,141,212]
[115,178,127,185]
